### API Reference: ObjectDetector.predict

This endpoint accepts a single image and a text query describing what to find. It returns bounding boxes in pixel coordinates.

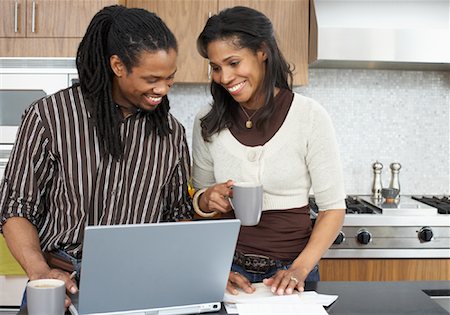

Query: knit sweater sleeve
[192,106,216,190]
[305,98,346,210]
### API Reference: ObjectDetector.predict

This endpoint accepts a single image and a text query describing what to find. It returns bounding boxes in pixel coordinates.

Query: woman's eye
[230,61,240,67]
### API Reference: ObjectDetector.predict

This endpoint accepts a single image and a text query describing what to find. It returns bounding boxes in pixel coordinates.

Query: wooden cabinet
[127,0,309,84]
[319,259,450,281]
[127,0,216,83]
[218,0,309,85]
[0,0,25,38]
[1,0,310,83]
[0,0,124,56]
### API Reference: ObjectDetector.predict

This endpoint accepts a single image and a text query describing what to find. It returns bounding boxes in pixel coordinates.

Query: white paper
[224,282,338,307]
[224,283,278,304]
[224,303,239,314]
[236,303,328,315]
[225,295,303,314]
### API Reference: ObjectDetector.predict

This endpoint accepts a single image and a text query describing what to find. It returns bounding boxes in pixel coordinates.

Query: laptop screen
[77,219,240,315]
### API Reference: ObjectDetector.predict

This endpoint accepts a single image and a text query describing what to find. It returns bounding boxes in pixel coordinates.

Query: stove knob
[418,227,433,242]
[357,229,372,245]
[333,231,346,244]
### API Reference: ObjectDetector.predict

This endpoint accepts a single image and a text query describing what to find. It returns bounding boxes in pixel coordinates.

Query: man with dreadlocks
[0,5,193,309]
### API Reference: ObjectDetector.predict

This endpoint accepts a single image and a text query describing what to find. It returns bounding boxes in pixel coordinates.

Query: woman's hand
[226,271,256,295]
[199,180,234,214]
[263,267,307,295]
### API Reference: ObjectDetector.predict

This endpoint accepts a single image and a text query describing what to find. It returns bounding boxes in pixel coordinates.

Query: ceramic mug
[26,279,65,315]
[230,182,263,226]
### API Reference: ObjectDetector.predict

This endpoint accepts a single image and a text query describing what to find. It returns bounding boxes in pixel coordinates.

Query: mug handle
[193,188,219,218]
[228,196,235,210]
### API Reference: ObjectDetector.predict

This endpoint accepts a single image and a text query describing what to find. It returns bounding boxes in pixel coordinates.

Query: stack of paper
[223,283,338,315]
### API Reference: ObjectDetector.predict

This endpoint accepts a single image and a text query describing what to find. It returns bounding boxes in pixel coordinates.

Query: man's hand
[31,268,78,308]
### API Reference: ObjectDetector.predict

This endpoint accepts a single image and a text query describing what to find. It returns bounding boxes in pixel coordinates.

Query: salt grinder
[389,162,401,194]
[372,161,383,199]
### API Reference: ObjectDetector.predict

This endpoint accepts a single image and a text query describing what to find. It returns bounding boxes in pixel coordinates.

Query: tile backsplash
[169,69,450,195]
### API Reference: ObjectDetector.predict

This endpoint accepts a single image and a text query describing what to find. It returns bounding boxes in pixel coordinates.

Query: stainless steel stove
[310,195,450,258]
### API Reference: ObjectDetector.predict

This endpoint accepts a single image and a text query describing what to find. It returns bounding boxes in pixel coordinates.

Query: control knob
[333,231,346,244]
[418,226,433,242]
[356,229,372,245]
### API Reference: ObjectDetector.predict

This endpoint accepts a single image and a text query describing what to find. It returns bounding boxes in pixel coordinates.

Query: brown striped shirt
[0,84,193,258]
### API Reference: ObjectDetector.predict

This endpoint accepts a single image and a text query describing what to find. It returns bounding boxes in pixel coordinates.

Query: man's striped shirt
[0,85,193,258]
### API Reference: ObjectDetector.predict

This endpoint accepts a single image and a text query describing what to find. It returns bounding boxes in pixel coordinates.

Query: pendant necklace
[239,104,259,129]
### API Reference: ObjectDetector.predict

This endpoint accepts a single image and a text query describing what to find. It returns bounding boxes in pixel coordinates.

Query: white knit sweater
[192,93,346,211]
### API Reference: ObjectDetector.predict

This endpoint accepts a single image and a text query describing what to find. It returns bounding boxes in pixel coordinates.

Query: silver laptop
[76,219,240,315]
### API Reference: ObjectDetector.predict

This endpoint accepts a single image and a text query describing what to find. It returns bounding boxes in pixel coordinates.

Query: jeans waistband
[44,249,82,280]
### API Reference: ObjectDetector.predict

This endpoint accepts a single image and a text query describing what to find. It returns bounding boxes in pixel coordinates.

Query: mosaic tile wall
[168,69,450,195]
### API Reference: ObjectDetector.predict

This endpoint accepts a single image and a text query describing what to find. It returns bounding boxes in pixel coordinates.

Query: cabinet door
[218,0,309,85]
[127,0,217,83]
[25,0,121,37]
[0,0,26,37]
[319,259,450,281]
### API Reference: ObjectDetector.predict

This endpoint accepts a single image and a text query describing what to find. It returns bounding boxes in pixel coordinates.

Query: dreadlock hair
[196,6,293,141]
[76,5,178,159]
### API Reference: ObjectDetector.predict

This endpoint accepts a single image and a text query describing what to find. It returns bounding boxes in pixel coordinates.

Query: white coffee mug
[27,279,65,315]
[230,182,263,226]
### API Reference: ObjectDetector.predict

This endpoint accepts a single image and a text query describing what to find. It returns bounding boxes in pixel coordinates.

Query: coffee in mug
[26,279,65,315]
[230,182,263,226]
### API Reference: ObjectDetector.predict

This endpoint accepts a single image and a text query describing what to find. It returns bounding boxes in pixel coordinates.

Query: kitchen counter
[14,281,450,315]
[309,281,450,315]
[218,281,450,315]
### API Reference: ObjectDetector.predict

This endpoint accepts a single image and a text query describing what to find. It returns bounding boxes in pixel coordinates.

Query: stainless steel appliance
[310,196,450,258]
[0,89,47,178]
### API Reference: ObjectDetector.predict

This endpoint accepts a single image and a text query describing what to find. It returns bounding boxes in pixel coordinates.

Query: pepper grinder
[372,161,383,199]
[389,162,402,194]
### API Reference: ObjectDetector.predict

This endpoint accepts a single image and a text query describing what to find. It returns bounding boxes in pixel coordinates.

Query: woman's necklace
[239,104,260,129]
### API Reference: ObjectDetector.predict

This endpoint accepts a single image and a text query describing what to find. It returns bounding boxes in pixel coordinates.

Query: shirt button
[247,151,257,162]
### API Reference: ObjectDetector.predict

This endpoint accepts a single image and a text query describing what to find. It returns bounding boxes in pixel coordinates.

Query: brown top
[225,89,312,261]
[0,84,193,258]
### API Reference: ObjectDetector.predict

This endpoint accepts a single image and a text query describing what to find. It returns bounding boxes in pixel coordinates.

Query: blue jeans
[231,261,320,283]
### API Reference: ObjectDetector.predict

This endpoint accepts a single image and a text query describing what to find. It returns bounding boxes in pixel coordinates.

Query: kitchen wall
[169,69,450,196]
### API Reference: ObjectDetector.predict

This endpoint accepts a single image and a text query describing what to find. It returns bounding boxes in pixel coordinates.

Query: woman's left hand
[262,267,306,295]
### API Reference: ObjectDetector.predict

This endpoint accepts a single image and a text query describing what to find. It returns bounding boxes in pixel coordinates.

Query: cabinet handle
[14,1,19,33]
[31,1,36,33]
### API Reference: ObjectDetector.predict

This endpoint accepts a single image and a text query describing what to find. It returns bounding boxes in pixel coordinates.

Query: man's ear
[110,55,125,77]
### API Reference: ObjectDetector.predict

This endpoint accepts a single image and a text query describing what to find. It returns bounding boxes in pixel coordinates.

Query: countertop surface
[308,281,450,315]
[14,281,450,315]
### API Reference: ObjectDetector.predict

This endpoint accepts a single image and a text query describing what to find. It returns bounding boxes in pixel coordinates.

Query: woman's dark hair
[76,5,177,159]
[197,6,293,141]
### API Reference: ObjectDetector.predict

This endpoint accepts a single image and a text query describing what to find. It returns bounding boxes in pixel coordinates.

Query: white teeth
[228,82,245,93]
[146,95,162,102]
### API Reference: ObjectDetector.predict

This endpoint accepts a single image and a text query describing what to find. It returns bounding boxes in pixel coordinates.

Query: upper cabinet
[0,0,25,37]
[218,0,309,85]
[127,0,309,85]
[0,0,309,84]
[0,0,124,56]
[127,0,216,83]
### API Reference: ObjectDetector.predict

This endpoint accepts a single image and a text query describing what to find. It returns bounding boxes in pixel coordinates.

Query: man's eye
[230,61,240,67]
